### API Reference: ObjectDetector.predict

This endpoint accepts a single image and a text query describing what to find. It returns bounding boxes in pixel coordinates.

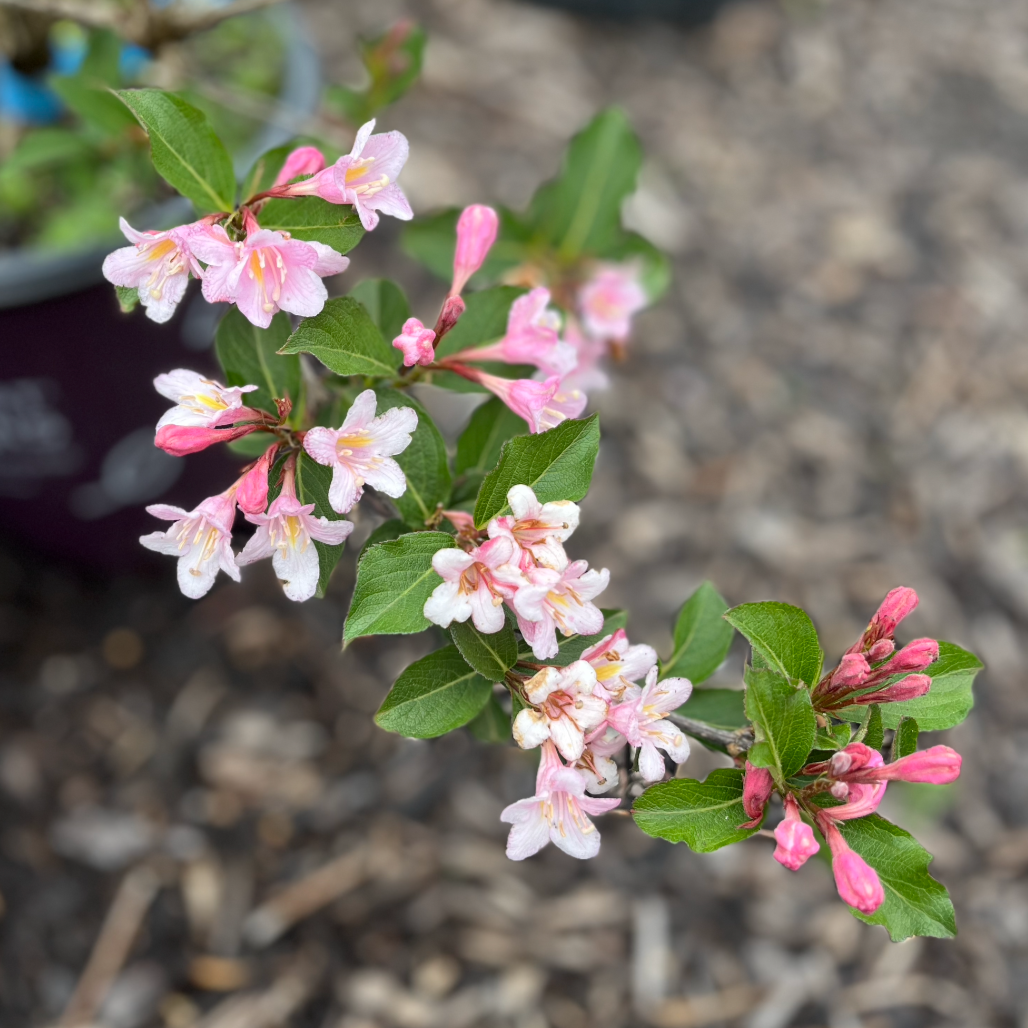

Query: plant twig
[667,713,753,756]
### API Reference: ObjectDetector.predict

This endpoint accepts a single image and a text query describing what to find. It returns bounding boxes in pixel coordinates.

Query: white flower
[512,661,608,762]
[487,484,579,570]
[154,369,258,430]
[423,536,521,634]
[580,628,657,702]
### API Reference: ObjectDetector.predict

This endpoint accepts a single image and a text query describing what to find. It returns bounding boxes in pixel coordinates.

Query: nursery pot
[0,4,320,570]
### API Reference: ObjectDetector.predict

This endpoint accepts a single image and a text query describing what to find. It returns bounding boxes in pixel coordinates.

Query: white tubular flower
[512,660,607,762]
[580,628,658,702]
[487,484,579,570]
[423,536,522,634]
[154,369,259,430]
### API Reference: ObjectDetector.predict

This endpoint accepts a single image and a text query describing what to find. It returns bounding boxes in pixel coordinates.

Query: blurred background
[2,0,1027,1025]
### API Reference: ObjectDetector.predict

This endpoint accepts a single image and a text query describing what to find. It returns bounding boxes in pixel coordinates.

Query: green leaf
[516,609,628,666]
[114,285,139,314]
[473,415,600,529]
[344,531,455,644]
[855,704,884,751]
[373,388,450,528]
[359,518,407,559]
[215,308,300,417]
[227,433,273,458]
[633,769,757,852]
[467,693,511,743]
[375,645,491,738]
[835,641,982,731]
[662,581,734,684]
[116,88,235,213]
[835,814,956,940]
[450,619,518,682]
[724,602,823,688]
[350,279,411,343]
[744,666,817,782]
[240,142,293,199]
[50,77,138,137]
[894,717,919,761]
[527,107,641,260]
[280,296,401,378]
[455,397,528,477]
[257,197,365,255]
[677,688,746,730]
[813,723,853,751]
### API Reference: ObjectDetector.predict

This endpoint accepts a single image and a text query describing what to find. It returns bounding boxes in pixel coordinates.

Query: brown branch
[667,713,754,756]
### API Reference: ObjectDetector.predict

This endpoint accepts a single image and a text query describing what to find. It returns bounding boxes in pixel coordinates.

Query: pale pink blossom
[512,560,610,660]
[423,536,521,634]
[816,814,885,914]
[272,146,325,187]
[236,463,353,602]
[741,761,774,828]
[535,379,587,431]
[487,484,579,571]
[140,491,240,599]
[500,741,621,861]
[579,628,657,702]
[154,370,260,430]
[155,422,262,457]
[561,319,609,393]
[235,444,278,516]
[443,366,581,434]
[190,221,349,329]
[392,317,436,367]
[103,218,202,323]
[606,667,692,781]
[772,794,820,870]
[578,263,647,343]
[452,205,498,295]
[303,390,417,514]
[512,660,608,762]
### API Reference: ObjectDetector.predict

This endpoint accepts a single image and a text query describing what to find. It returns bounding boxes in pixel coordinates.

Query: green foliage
[350,279,412,343]
[344,531,455,644]
[435,285,524,359]
[467,694,511,743]
[677,689,746,730]
[894,717,920,761]
[473,415,600,529]
[633,769,758,851]
[375,645,492,738]
[661,581,734,684]
[215,308,300,417]
[856,704,884,751]
[744,666,817,783]
[725,602,823,689]
[257,197,365,254]
[114,285,140,314]
[280,296,401,378]
[359,519,407,559]
[835,815,957,941]
[516,609,628,666]
[455,398,529,478]
[450,619,518,682]
[116,89,236,213]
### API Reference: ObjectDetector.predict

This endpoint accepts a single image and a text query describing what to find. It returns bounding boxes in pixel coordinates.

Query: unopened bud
[830,780,850,800]
[832,652,871,689]
[740,761,774,827]
[829,742,878,778]
[155,421,259,457]
[451,205,498,296]
[818,815,885,914]
[876,638,938,677]
[272,146,326,187]
[236,445,278,515]
[434,294,466,340]
[855,673,931,706]
[866,638,895,662]
[772,794,820,871]
[867,745,962,785]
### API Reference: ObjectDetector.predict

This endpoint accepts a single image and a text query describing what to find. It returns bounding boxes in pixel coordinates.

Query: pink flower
[284,120,413,231]
[846,673,931,707]
[500,741,621,861]
[452,205,498,295]
[606,667,692,781]
[236,444,278,515]
[873,638,939,677]
[102,218,202,324]
[303,390,418,514]
[236,462,353,602]
[741,761,774,828]
[154,422,262,457]
[512,661,608,762]
[577,263,648,343]
[561,318,609,393]
[392,317,436,367]
[486,484,579,571]
[847,587,919,655]
[773,794,820,870]
[579,628,657,703]
[836,745,962,786]
[190,221,349,329]
[511,560,610,661]
[154,369,260,430]
[817,814,885,914]
[140,491,240,599]
[576,729,625,794]
[423,535,521,634]
[443,365,581,434]
[272,146,325,187]
[818,746,888,821]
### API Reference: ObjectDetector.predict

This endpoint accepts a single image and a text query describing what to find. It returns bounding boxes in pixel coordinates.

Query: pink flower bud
[451,205,498,296]
[849,587,919,654]
[819,818,884,914]
[773,795,820,871]
[442,509,477,532]
[830,781,850,799]
[855,673,931,706]
[434,294,466,340]
[740,761,774,827]
[833,652,871,688]
[863,745,962,785]
[155,422,260,457]
[875,638,939,677]
[392,317,437,367]
[829,742,879,778]
[236,445,278,515]
[272,146,326,187]
[866,639,895,661]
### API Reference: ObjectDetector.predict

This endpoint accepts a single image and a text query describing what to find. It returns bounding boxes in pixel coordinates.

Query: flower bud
[392,316,437,367]
[773,795,820,871]
[832,652,871,689]
[829,742,879,778]
[866,745,962,785]
[818,815,885,913]
[236,445,278,515]
[740,761,774,827]
[451,205,498,296]
[876,638,938,677]
[434,294,466,340]
[272,146,326,187]
[866,638,895,662]
[855,673,931,706]
[830,780,850,800]
[155,422,260,457]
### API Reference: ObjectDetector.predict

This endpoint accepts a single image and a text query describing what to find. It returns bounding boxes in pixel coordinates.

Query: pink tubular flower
[605,667,692,781]
[817,814,885,914]
[451,205,498,295]
[773,794,820,870]
[849,673,931,706]
[500,741,621,861]
[392,317,437,367]
[272,146,325,187]
[235,444,278,516]
[580,629,657,703]
[423,535,521,634]
[487,484,579,570]
[190,221,349,329]
[819,747,888,821]
[140,491,240,599]
[302,389,418,514]
[154,370,260,430]
[155,422,262,457]
[444,365,581,434]
[236,461,353,603]
[836,744,962,786]
[512,560,610,661]
[847,586,919,655]
[740,761,774,828]
[102,218,202,324]
[512,661,608,762]
[578,263,648,343]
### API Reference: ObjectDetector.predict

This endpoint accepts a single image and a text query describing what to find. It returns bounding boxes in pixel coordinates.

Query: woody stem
[666,713,754,756]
